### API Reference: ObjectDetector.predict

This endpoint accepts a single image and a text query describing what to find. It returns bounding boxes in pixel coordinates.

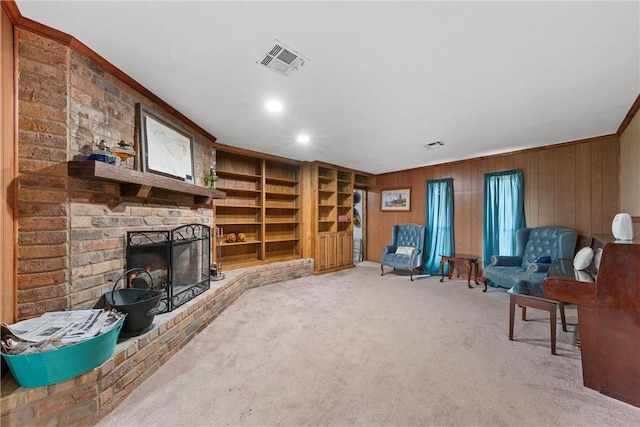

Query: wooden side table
[439,254,484,290]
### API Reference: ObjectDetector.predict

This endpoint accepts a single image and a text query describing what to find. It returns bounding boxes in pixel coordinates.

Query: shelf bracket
[194,195,213,205]
[121,184,152,198]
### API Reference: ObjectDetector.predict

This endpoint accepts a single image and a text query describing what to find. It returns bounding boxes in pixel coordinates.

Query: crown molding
[1,1,21,24]
[617,94,640,137]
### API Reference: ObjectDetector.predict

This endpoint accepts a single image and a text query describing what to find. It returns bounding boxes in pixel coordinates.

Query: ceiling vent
[424,141,445,149]
[257,40,308,76]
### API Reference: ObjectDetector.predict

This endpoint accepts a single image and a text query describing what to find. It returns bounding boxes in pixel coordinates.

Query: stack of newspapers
[1,309,123,355]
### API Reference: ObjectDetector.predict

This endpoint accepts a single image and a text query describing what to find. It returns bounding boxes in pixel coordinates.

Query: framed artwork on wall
[381,188,411,211]
[136,103,195,182]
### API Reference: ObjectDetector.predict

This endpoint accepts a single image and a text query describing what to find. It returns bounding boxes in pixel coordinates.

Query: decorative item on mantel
[88,139,116,165]
[204,168,219,189]
[112,140,136,167]
[75,112,95,156]
[88,110,116,164]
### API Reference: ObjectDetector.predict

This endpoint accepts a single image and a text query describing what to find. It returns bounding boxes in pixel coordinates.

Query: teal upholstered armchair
[381,223,426,281]
[483,226,578,289]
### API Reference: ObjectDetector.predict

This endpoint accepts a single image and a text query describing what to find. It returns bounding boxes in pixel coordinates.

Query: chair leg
[559,302,567,332]
[550,303,557,355]
[410,268,414,281]
[509,295,516,341]
[380,265,385,276]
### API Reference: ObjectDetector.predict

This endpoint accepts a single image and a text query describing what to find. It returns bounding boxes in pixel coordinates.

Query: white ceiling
[15,1,640,174]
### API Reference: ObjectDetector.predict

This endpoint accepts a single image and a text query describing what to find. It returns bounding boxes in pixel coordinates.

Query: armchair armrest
[382,245,397,256]
[524,262,551,274]
[488,255,523,267]
[409,248,422,265]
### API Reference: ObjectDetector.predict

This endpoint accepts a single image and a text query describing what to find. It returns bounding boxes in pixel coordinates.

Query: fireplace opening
[126,224,211,313]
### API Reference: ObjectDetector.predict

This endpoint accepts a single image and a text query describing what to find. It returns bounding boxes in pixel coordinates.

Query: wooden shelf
[216,204,262,209]
[217,187,261,194]
[265,206,298,210]
[264,254,300,262]
[266,220,299,224]
[265,238,300,243]
[213,151,302,269]
[68,161,226,205]
[265,191,299,196]
[265,176,298,184]
[219,240,262,246]
[216,170,261,179]
[354,173,375,188]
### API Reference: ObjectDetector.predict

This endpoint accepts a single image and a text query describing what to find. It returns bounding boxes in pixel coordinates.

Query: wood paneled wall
[367,135,620,264]
[1,6,16,323]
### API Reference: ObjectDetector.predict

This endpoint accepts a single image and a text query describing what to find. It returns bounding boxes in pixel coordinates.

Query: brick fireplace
[16,29,218,320]
[2,20,318,427]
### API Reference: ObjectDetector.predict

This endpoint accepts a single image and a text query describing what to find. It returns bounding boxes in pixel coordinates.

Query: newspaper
[1,309,123,355]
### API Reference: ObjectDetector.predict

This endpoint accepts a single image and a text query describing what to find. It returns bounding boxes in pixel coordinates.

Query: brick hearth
[1,259,313,426]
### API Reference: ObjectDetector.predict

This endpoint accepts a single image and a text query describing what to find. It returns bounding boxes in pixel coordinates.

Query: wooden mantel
[68,161,226,206]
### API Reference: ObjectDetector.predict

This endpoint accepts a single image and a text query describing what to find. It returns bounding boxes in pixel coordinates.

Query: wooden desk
[543,243,640,408]
[439,254,484,290]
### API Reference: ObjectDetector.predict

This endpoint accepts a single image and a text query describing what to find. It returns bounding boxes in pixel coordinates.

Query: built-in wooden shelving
[68,160,226,205]
[309,163,355,273]
[213,153,301,269]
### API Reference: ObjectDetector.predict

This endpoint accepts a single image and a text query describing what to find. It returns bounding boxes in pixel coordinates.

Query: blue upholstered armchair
[381,223,426,281]
[483,226,578,289]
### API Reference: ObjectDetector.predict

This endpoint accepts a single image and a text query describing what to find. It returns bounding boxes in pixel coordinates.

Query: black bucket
[104,268,162,337]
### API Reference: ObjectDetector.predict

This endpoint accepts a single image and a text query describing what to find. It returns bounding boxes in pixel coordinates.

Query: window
[424,178,454,275]
[483,169,526,266]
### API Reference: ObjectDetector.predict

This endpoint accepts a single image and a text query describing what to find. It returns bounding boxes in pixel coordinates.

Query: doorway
[353,189,366,263]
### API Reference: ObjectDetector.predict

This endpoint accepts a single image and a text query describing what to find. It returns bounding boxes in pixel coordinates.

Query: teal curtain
[483,169,526,266]
[424,178,454,275]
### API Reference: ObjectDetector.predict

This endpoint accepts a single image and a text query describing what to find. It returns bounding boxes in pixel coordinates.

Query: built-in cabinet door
[317,233,338,271]
[326,233,337,269]
[317,234,329,270]
[318,232,353,271]
[337,232,353,267]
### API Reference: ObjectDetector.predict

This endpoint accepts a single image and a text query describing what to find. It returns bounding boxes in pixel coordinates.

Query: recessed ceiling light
[296,134,311,144]
[265,100,283,113]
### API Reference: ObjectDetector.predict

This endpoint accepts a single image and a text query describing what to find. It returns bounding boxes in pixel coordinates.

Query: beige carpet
[97,262,640,426]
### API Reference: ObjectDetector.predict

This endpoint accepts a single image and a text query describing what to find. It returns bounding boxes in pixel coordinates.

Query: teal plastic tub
[2,317,124,388]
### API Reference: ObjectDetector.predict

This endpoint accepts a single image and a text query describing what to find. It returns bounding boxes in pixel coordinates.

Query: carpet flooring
[96,262,640,426]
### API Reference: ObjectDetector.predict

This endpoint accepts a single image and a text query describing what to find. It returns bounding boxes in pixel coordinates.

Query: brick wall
[1,259,314,426]
[17,30,70,318]
[16,28,216,319]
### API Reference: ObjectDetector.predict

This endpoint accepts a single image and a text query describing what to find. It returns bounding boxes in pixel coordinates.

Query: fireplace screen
[126,224,211,313]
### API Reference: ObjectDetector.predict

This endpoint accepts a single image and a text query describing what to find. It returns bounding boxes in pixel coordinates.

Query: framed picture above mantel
[136,103,195,183]
[381,188,411,211]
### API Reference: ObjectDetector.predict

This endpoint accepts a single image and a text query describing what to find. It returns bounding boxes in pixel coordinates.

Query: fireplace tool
[103,268,163,336]
[211,226,225,281]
